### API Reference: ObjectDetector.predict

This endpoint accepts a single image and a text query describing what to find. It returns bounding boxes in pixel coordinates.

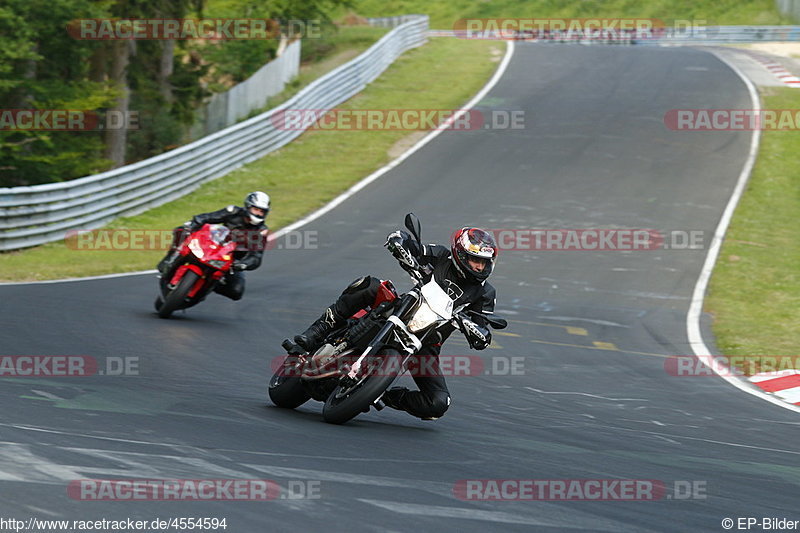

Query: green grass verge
[0,37,502,282]
[705,87,800,356]
[347,0,793,29]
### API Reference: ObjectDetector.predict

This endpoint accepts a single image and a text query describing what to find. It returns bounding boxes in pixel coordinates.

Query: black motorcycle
[268,214,507,424]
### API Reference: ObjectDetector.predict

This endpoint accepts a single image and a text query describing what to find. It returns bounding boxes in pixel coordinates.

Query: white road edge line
[0,270,157,286]
[689,51,800,413]
[1,41,516,287]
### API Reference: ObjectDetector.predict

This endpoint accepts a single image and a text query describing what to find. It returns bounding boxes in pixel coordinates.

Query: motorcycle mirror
[404,213,422,244]
[487,317,508,330]
[465,310,508,330]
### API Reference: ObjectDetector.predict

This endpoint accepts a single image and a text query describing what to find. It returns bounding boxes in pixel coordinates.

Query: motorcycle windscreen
[208,224,231,244]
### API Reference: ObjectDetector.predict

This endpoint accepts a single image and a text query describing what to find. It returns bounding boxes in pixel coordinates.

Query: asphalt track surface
[1,44,798,532]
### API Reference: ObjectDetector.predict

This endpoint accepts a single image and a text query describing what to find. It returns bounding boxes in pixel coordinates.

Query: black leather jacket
[190,205,268,270]
[389,231,496,348]
[416,243,496,319]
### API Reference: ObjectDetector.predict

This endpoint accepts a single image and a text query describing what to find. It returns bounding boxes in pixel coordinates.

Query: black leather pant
[213,270,245,301]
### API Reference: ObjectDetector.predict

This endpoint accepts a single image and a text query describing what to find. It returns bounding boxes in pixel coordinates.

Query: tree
[0,0,352,186]
[0,0,116,186]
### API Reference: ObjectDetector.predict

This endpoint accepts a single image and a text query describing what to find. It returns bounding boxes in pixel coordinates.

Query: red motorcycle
[155,224,237,318]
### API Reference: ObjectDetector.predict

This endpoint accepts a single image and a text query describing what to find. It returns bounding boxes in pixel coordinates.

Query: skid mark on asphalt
[534,316,632,328]
[11,381,182,415]
[0,444,440,486]
[357,499,652,532]
[245,464,449,494]
[244,465,652,531]
[0,423,463,465]
[358,500,595,529]
[524,387,648,402]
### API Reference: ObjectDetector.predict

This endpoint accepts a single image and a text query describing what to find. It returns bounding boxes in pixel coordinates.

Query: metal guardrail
[366,15,426,28]
[0,15,429,251]
[201,39,301,137]
[429,25,800,45]
[634,25,800,45]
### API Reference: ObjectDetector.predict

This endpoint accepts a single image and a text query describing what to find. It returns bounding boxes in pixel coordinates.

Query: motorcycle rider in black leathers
[283,226,499,420]
[157,191,271,301]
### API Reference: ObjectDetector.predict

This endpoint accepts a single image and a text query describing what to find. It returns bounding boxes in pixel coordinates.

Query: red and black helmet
[451,227,498,282]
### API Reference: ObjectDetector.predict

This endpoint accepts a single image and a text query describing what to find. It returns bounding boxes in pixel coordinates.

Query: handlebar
[461,309,508,330]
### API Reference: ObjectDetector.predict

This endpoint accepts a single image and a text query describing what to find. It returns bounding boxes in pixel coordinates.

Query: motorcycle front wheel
[157,270,199,319]
[322,348,402,425]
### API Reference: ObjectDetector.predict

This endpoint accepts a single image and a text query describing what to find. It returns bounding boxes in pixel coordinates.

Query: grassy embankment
[0,37,501,281]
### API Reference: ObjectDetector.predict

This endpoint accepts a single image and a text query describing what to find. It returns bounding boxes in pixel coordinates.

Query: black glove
[458,314,492,350]
[384,230,406,254]
[385,230,419,270]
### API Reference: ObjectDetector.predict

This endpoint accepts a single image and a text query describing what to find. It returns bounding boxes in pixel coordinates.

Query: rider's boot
[157,250,179,276]
[290,305,347,354]
[381,387,409,411]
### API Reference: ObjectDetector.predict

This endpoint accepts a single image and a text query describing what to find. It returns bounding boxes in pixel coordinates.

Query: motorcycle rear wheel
[268,358,311,409]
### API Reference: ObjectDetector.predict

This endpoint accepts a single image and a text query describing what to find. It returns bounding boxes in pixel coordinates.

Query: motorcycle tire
[322,347,401,425]
[157,271,199,319]
[268,364,311,409]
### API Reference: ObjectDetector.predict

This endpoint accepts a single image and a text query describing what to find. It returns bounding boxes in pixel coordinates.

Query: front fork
[345,293,419,379]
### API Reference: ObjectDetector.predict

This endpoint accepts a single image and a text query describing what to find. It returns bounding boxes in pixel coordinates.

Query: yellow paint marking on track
[495,331,521,337]
[509,319,587,336]
[529,339,671,358]
[592,341,618,350]
[565,326,588,336]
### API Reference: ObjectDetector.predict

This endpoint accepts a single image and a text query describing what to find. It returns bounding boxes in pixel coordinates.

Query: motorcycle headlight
[188,238,204,259]
[407,302,440,333]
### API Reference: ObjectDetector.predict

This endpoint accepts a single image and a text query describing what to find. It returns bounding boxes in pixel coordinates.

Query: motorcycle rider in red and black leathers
[157,191,270,301]
[283,226,499,420]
